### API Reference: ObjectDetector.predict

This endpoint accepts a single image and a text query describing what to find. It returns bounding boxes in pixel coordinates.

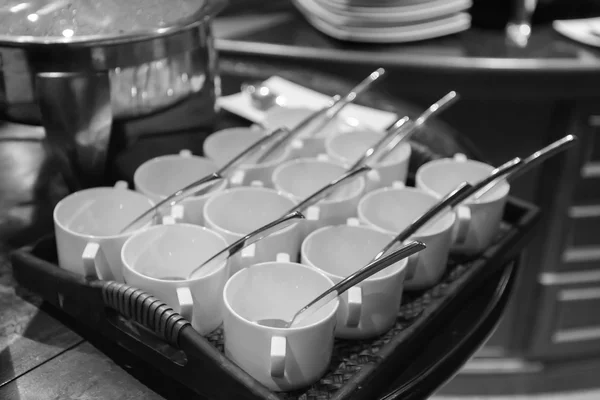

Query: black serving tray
[10,193,539,400]
[10,61,540,399]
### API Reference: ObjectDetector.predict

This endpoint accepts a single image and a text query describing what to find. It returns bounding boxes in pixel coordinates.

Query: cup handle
[453,205,471,245]
[82,242,114,280]
[170,204,185,223]
[229,170,246,187]
[364,170,382,193]
[270,336,286,378]
[346,286,362,328]
[113,180,128,190]
[405,253,420,281]
[176,286,194,322]
[179,149,192,157]
[240,243,257,265]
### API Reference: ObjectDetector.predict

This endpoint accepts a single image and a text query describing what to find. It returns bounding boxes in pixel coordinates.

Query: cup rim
[53,186,155,240]
[301,224,408,282]
[203,127,292,169]
[357,186,457,237]
[133,153,227,201]
[324,129,412,168]
[120,223,229,283]
[271,157,366,205]
[415,157,510,204]
[203,186,299,238]
[223,261,339,332]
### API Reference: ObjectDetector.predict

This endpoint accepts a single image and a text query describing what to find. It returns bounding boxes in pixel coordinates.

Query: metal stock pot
[0,0,227,188]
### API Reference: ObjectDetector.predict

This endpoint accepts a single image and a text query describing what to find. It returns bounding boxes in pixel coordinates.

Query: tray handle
[100,281,191,348]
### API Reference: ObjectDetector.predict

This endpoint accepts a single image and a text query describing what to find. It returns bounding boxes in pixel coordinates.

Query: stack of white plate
[292,0,473,43]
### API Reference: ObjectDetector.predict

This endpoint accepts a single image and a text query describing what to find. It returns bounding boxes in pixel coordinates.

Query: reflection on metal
[36,72,113,190]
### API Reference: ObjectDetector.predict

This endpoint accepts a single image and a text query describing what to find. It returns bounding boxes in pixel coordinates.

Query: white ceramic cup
[223,257,338,392]
[357,183,458,291]
[202,127,293,188]
[120,223,230,335]
[133,149,228,226]
[301,220,408,339]
[262,106,358,159]
[271,157,368,239]
[203,186,302,276]
[53,181,155,282]
[415,153,510,254]
[325,128,412,190]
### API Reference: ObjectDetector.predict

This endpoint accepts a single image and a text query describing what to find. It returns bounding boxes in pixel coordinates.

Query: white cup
[53,181,155,282]
[262,106,358,159]
[120,223,230,335]
[133,149,228,226]
[271,157,368,239]
[203,186,302,276]
[223,258,338,391]
[203,127,293,188]
[357,184,457,290]
[325,128,412,190]
[301,220,408,339]
[415,154,510,254]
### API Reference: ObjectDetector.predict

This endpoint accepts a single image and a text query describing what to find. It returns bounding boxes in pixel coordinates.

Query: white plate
[553,17,600,48]
[313,0,472,24]
[217,76,399,132]
[293,1,471,44]
[325,0,435,7]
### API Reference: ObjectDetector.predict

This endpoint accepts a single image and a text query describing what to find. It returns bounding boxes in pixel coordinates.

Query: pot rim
[0,0,227,47]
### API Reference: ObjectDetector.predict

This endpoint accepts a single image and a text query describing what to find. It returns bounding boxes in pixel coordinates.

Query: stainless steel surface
[257,240,426,329]
[187,211,306,279]
[0,0,227,188]
[473,135,578,201]
[256,68,385,164]
[376,91,459,163]
[303,67,386,138]
[36,72,112,190]
[370,182,474,266]
[255,68,386,164]
[119,127,290,234]
[254,94,341,163]
[348,115,411,170]
[284,165,371,215]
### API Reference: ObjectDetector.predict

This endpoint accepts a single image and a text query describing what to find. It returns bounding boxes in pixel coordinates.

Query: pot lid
[0,0,222,44]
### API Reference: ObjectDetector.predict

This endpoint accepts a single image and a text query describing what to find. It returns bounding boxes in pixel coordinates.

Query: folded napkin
[217,76,399,131]
[553,17,600,48]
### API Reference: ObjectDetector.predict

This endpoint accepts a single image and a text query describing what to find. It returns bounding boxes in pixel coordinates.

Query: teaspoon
[376,91,459,163]
[256,240,426,329]
[256,67,386,163]
[471,134,578,201]
[185,211,306,280]
[119,127,290,234]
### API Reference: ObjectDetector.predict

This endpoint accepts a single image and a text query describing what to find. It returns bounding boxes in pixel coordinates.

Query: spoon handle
[348,116,411,171]
[473,134,578,201]
[372,182,474,262]
[303,68,387,138]
[284,165,371,214]
[254,96,341,163]
[119,128,289,234]
[376,91,459,163]
[119,172,223,234]
[290,240,426,327]
[217,127,290,176]
[187,211,305,279]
